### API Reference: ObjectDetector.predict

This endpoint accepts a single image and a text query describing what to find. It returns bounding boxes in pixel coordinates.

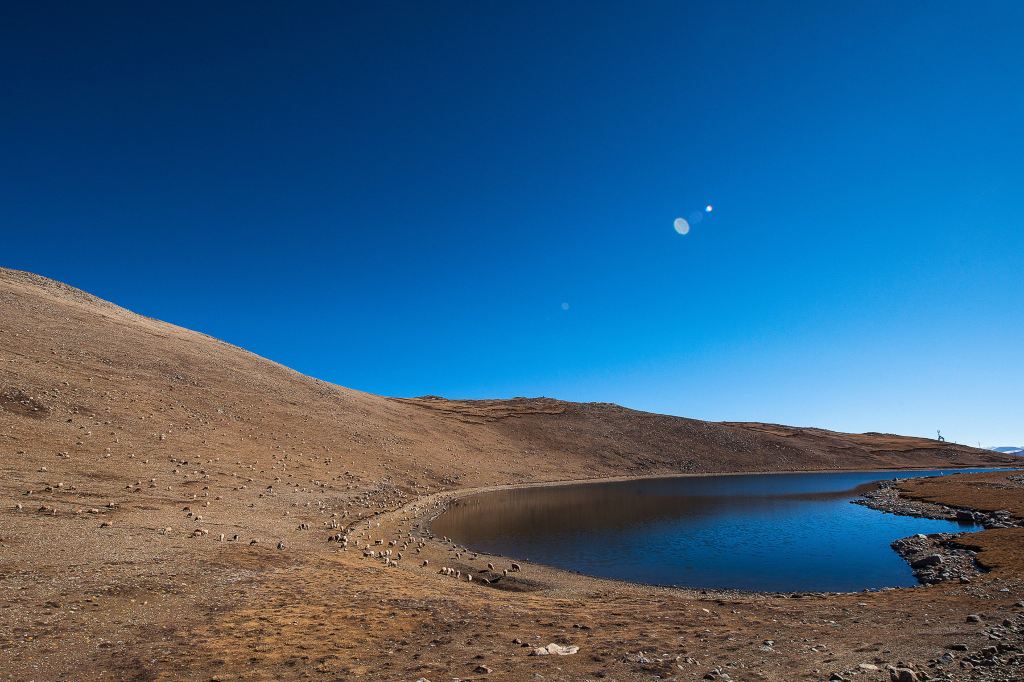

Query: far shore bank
[420,462,1021,509]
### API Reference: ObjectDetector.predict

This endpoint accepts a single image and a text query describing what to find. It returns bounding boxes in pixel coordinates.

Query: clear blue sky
[2,2,1021,445]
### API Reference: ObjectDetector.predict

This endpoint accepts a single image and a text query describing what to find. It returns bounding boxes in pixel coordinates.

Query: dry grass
[900,471,1024,518]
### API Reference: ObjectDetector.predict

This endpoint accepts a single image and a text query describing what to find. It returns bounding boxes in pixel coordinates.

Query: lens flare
[673,217,690,235]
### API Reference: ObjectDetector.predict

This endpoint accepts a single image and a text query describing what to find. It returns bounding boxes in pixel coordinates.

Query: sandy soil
[1,266,1022,681]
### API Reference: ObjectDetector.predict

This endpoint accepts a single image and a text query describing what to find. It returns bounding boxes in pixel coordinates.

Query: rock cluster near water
[854,480,1024,586]
[856,481,1023,529]
[890,533,980,584]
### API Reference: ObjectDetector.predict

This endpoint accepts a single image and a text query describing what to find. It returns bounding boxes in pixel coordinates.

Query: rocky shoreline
[844,480,1024,680]
[855,480,1023,586]
[856,481,1022,529]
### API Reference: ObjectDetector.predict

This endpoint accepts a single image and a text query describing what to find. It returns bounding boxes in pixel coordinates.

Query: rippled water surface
[431,469,1002,592]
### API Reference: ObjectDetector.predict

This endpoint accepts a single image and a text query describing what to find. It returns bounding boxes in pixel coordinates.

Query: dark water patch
[431,469,1003,592]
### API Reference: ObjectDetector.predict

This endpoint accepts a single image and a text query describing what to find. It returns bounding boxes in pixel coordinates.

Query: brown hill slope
[1,266,1019,681]
[1,265,1012,499]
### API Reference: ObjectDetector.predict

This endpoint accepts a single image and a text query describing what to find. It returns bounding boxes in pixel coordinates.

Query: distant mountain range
[990,446,1024,455]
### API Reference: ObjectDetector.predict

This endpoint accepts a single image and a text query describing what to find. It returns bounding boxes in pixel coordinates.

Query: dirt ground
[1,267,1021,681]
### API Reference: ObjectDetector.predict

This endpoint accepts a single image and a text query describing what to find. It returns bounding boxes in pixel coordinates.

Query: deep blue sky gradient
[2,2,1022,445]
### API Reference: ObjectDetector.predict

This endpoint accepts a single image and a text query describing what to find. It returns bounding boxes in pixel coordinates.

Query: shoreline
[857,477,1024,585]
[856,479,1023,529]
[368,465,1018,599]
[266,468,1024,680]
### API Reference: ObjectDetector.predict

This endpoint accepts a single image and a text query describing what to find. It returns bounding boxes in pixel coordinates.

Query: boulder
[530,643,579,656]
[911,554,943,569]
[889,668,919,682]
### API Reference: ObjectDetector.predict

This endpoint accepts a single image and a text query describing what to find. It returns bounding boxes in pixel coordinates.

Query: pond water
[430,469,1001,592]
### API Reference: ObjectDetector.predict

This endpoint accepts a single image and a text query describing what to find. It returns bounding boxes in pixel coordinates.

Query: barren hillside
[1,266,1010,496]
[1,266,1019,681]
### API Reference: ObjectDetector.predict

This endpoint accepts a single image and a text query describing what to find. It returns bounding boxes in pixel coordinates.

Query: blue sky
[2,2,1021,445]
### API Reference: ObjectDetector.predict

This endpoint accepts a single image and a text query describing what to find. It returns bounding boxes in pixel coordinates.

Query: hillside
[1,267,1009,491]
[1,266,1018,681]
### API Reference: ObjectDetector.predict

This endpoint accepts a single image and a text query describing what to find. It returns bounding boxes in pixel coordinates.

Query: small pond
[431,469,1002,592]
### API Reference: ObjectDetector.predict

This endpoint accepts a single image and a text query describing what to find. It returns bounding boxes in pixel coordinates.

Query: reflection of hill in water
[432,475,881,541]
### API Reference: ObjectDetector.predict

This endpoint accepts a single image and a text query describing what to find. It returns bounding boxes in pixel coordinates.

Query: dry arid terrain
[1,266,1022,682]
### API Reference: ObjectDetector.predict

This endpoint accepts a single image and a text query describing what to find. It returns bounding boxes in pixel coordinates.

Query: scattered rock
[530,643,579,656]
[889,668,919,682]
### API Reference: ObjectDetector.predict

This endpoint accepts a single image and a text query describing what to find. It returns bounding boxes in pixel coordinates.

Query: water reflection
[431,469,997,592]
